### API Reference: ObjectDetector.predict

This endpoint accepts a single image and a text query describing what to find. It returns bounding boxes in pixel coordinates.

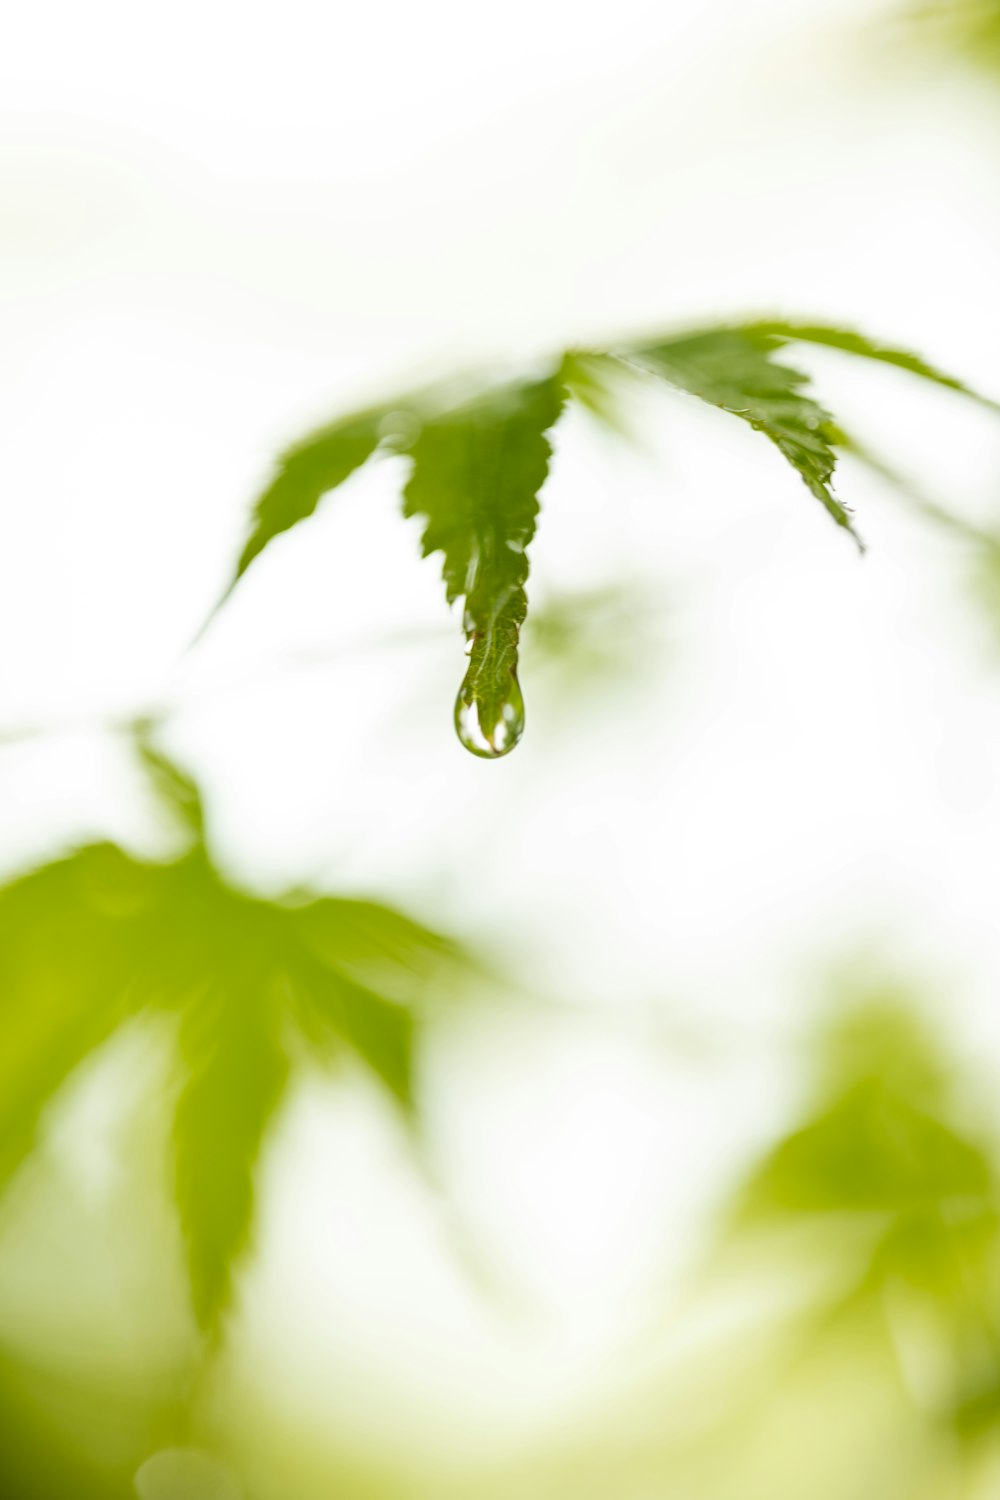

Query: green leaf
[234,406,388,582]
[402,374,566,756]
[739,1083,990,1219]
[0,844,161,1188]
[290,894,468,1108]
[173,980,290,1333]
[296,959,415,1110]
[735,1001,989,1221]
[620,327,859,542]
[742,320,1000,410]
[292,896,462,1002]
[134,731,206,842]
[205,320,995,756]
[729,997,999,1313]
[559,351,636,436]
[0,755,471,1334]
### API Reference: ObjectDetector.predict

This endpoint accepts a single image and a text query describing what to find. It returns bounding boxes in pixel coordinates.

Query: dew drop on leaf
[454,667,525,759]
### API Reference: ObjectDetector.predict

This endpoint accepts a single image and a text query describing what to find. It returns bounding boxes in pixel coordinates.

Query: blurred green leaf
[725,994,1000,1445]
[292,896,460,1008]
[558,351,637,436]
[134,730,206,842]
[402,374,565,756]
[740,1082,990,1219]
[736,1002,993,1232]
[174,979,290,1334]
[0,744,470,1334]
[296,961,414,1111]
[0,843,160,1189]
[952,1367,1000,1439]
[908,0,1000,74]
[0,1351,138,1500]
[523,582,664,711]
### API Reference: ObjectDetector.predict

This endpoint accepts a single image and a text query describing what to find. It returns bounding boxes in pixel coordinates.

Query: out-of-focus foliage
[497,991,1000,1500]
[0,738,468,1337]
[726,993,1000,1454]
[523,583,667,712]
[218,323,992,756]
[6,959,1000,1498]
[0,1354,121,1500]
[908,0,1000,73]
[0,1345,190,1500]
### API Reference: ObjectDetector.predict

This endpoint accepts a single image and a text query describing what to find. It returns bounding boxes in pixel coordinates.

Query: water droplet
[454,670,525,759]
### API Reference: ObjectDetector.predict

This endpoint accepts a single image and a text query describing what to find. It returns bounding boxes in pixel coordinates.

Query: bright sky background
[3,0,1000,1476]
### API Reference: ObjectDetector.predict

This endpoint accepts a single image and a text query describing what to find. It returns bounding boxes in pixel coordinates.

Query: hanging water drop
[454,665,525,759]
